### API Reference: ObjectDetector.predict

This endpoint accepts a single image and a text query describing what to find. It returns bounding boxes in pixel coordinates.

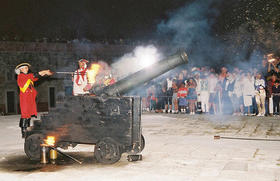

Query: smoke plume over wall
[157,0,226,67]
[112,0,227,76]
[110,0,224,83]
[106,0,280,83]
[156,0,277,70]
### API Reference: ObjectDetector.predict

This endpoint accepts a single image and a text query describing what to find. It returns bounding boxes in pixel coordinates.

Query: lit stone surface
[0,113,279,181]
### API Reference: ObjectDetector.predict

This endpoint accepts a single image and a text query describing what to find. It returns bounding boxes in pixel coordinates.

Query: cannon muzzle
[92,50,188,96]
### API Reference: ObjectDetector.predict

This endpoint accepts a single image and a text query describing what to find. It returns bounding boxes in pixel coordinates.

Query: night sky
[0,0,189,41]
[0,0,280,57]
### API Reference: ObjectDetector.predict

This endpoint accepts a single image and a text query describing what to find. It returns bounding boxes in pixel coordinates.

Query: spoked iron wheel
[24,133,44,161]
[94,137,121,164]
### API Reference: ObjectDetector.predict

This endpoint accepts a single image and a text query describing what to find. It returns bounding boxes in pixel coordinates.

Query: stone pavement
[142,113,280,181]
[0,114,279,181]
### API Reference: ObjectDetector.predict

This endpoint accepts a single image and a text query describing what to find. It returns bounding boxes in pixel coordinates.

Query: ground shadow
[0,152,98,172]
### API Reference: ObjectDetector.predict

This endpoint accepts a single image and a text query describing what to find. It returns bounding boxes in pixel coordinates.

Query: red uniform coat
[17,73,38,118]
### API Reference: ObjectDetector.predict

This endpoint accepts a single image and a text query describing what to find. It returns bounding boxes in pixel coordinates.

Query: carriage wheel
[24,133,44,161]
[140,134,145,152]
[94,137,121,164]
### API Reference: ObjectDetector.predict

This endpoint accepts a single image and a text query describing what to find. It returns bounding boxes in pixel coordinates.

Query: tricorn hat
[15,63,31,75]
[78,59,89,63]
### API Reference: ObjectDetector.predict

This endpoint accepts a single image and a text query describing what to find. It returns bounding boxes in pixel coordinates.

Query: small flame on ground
[44,136,55,146]
[88,63,101,84]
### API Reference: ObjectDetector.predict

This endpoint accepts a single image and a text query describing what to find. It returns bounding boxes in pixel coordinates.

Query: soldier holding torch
[15,63,53,138]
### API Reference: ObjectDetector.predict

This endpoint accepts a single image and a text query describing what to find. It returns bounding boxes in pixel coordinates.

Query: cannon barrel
[93,50,188,96]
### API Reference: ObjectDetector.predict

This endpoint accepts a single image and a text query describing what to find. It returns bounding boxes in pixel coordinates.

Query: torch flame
[268,58,276,63]
[44,136,55,146]
[267,53,274,57]
[88,64,101,84]
[266,53,276,63]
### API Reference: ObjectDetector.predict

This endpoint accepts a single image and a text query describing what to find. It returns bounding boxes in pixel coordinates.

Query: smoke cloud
[156,0,272,69]
[109,0,277,81]
[158,0,224,64]
[111,45,163,79]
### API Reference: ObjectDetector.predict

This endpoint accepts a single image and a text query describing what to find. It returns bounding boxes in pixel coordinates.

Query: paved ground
[0,113,279,181]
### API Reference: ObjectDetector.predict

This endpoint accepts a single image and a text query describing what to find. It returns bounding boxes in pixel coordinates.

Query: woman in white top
[241,72,255,115]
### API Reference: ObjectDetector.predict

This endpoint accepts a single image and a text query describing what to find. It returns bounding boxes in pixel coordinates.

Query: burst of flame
[44,136,55,146]
[88,64,101,84]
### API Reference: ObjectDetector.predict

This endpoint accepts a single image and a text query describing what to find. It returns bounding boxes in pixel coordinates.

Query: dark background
[0,0,279,42]
[1,0,280,66]
[0,0,188,41]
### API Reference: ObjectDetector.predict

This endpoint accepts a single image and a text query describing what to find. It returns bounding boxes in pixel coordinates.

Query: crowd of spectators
[142,53,280,116]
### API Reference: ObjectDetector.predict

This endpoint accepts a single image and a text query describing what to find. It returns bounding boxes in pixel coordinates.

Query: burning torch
[267,53,276,63]
[40,136,82,165]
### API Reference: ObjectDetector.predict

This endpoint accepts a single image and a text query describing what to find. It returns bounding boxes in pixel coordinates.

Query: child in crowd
[186,78,197,115]
[147,85,157,112]
[165,77,173,113]
[272,80,280,115]
[171,79,179,113]
[177,83,188,113]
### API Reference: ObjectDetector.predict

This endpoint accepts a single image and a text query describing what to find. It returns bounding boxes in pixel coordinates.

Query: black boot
[19,118,28,138]
[25,118,31,127]
[21,127,27,138]
[19,118,25,128]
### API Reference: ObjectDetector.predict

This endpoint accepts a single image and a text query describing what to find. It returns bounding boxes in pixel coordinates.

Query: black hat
[15,63,31,75]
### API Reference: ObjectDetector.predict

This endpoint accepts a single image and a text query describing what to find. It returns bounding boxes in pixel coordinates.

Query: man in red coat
[15,63,52,138]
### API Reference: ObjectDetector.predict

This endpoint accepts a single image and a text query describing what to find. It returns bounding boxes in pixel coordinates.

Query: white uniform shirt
[73,68,89,95]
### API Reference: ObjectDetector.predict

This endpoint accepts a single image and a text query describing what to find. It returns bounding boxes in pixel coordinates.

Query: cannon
[24,51,188,164]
